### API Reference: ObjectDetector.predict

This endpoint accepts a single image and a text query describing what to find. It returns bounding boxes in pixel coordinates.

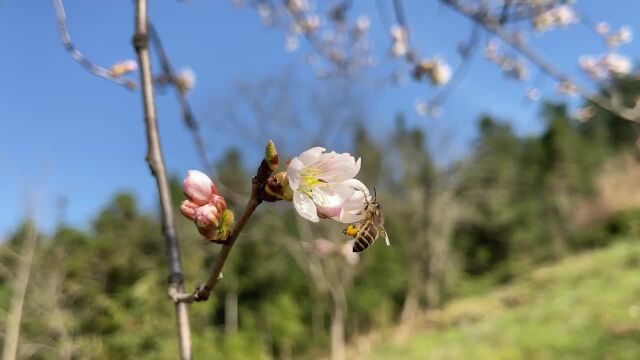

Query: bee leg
[382,226,391,246]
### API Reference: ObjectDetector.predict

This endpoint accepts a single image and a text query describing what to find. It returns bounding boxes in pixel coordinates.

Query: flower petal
[286,157,305,191]
[297,147,326,165]
[315,152,361,183]
[183,170,214,205]
[293,191,319,222]
[336,179,370,223]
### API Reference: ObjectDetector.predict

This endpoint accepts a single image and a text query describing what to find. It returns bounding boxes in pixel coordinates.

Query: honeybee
[343,190,390,253]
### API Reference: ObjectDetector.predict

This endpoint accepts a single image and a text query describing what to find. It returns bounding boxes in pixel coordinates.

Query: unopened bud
[265,140,279,171]
[183,170,216,206]
[180,200,198,220]
[200,209,235,242]
[264,172,293,201]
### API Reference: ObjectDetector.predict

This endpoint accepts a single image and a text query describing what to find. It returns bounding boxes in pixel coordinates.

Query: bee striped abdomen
[353,223,379,252]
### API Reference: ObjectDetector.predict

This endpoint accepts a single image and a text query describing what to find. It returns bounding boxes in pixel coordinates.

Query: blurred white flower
[176,67,196,92]
[554,5,578,27]
[602,53,632,75]
[607,25,633,47]
[526,88,541,102]
[341,241,360,265]
[257,2,274,26]
[579,53,632,78]
[533,5,578,32]
[302,14,321,33]
[415,98,428,116]
[595,22,610,35]
[390,25,409,57]
[356,15,370,34]
[286,0,308,13]
[556,80,578,96]
[416,58,452,86]
[287,147,362,223]
[285,35,300,52]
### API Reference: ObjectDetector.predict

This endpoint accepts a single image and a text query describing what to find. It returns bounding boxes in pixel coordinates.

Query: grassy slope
[355,241,640,360]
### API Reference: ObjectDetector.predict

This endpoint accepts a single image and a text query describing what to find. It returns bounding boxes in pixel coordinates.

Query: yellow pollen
[300,167,323,193]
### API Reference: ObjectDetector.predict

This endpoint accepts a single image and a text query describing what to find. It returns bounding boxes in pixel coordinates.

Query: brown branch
[132,1,192,359]
[170,153,274,303]
[441,0,640,124]
[51,0,137,89]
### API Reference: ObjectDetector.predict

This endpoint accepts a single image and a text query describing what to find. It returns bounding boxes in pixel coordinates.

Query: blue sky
[1,0,638,237]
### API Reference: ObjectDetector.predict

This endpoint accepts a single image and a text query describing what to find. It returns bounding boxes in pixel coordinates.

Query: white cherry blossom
[287,147,362,222]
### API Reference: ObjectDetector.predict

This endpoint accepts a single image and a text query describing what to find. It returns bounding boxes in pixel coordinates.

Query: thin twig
[392,0,418,64]
[170,153,275,303]
[51,0,137,89]
[132,1,192,359]
[147,24,248,204]
[426,24,481,110]
[441,0,640,124]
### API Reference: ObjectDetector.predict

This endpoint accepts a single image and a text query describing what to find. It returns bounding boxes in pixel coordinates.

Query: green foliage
[356,241,640,360]
[2,97,640,358]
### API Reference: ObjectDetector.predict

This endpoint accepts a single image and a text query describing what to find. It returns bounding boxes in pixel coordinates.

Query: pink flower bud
[209,193,227,214]
[194,204,221,229]
[180,200,198,220]
[183,170,215,205]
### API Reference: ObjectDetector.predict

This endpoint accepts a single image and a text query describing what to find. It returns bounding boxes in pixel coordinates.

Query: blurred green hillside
[354,240,640,360]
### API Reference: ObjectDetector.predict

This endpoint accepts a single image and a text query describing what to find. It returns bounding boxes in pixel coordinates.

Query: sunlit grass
[357,241,640,360]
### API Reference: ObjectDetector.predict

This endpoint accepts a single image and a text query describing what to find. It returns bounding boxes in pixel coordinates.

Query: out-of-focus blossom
[595,22,610,35]
[313,238,336,257]
[602,53,632,75]
[526,88,541,102]
[176,67,196,92]
[180,170,232,241]
[286,0,309,13]
[502,59,528,81]
[532,10,555,32]
[285,35,300,52]
[556,80,578,96]
[341,241,360,265]
[573,106,595,122]
[415,98,428,116]
[109,59,137,77]
[301,14,321,33]
[287,147,362,223]
[390,25,409,58]
[607,25,633,47]
[554,5,578,27]
[414,58,452,86]
[533,5,578,32]
[257,2,274,26]
[579,53,632,78]
[355,15,370,35]
[484,39,499,61]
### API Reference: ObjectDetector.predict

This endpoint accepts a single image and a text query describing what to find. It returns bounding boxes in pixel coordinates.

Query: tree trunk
[400,288,420,324]
[225,290,238,335]
[3,222,38,360]
[330,305,345,360]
